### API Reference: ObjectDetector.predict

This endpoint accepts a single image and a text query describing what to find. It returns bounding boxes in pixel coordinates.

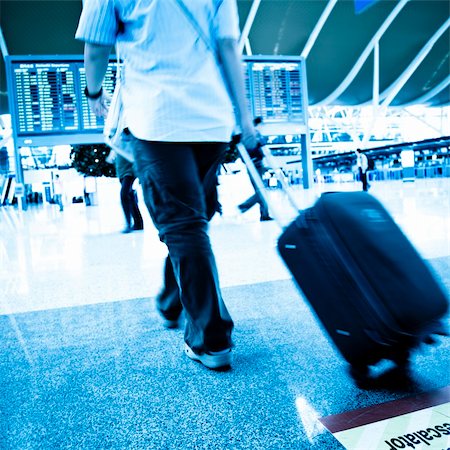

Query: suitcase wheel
[349,363,369,385]
[391,348,411,369]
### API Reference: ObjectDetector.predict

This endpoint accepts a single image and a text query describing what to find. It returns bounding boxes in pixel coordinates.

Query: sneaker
[260,216,274,222]
[184,343,232,370]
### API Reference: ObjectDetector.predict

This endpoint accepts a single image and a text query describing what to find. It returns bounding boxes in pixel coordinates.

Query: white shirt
[76,0,240,143]
[53,179,63,195]
[356,152,368,172]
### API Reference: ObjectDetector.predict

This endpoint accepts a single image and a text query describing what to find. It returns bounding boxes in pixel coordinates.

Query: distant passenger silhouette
[53,174,64,212]
[356,148,370,191]
[236,117,273,221]
[115,154,143,234]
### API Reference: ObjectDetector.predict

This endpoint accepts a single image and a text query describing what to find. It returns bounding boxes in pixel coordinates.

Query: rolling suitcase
[237,143,449,384]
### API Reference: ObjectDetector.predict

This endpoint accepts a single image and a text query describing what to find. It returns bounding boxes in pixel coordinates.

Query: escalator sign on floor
[332,403,450,450]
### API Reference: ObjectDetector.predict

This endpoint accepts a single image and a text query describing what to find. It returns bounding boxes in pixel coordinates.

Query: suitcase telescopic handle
[236,142,301,228]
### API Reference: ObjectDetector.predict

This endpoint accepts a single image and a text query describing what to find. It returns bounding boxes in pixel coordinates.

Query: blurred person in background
[236,116,272,221]
[355,148,370,191]
[115,153,144,234]
[53,174,64,212]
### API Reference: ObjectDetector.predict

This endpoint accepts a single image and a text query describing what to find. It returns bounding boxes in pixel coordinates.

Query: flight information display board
[6,55,309,146]
[243,56,309,135]
[6,55,118,146]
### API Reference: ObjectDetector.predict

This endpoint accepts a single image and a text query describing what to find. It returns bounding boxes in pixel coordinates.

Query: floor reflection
[0,177,449,315]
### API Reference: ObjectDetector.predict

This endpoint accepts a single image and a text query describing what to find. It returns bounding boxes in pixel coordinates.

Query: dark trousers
[132,138,233,354]
[239,160,269,218]
[54,194,63,211]
[359,168,369,191]
[120,175,143,228]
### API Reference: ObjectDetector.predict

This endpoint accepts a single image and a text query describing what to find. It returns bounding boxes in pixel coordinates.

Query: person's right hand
[88,90,112,118]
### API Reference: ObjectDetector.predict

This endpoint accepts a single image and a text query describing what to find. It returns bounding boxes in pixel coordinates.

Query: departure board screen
[243,56,309,134]
[13,62,80,134]
[6,55,308,146]
[6,55,118,146]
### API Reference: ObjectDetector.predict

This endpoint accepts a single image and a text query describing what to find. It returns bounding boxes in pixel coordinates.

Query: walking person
[355,148,370,191]
[76,0,257,370]
[236,116,273,221]
[53,174,64,212]
[115,153,144,233]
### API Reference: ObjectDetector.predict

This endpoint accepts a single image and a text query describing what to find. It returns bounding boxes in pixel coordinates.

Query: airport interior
[1,1,449,449]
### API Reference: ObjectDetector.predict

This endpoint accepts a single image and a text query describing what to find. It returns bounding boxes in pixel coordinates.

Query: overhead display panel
[13,61,79,134]
[6,55,309,147]
[243,56,309,136]
[6,55,118,147]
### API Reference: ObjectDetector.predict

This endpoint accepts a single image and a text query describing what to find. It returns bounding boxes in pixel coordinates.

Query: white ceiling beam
[244,38,253,56]
[372,41,379,108]
[359,17,449,146]
[0,26,9,58]
[316,0,410,106]
[238,0,262,54]
[300,0,338,59]
[401,107,447,135]
[381,17,450,108]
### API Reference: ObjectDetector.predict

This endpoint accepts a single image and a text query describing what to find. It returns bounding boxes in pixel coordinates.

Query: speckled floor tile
[0,175,449,449]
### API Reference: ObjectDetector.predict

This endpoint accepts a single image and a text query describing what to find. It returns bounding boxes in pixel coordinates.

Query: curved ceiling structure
[236,0,450,107]
[0,0,449,114]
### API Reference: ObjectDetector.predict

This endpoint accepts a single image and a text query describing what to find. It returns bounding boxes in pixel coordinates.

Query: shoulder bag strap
[114,45,121,85]
[172,0,219,55]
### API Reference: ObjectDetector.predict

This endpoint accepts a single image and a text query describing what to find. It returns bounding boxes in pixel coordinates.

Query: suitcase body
[278,191,449,377]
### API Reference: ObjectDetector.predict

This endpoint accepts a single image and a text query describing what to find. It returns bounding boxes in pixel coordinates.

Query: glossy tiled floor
[1,173,449,450]
[1,173,449,315]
